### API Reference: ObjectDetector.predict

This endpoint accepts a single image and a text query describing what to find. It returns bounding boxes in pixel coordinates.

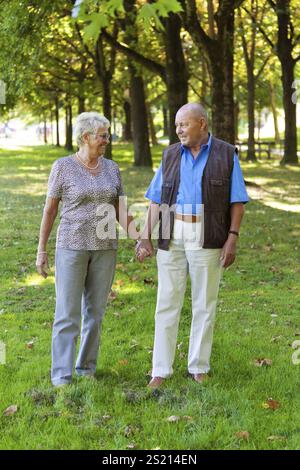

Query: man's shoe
[147,376,164,389]
[191,373,209,383]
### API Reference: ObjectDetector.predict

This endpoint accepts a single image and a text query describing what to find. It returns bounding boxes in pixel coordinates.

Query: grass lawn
[0,143,300,450]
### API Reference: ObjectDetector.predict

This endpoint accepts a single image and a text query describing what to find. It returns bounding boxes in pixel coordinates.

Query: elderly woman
[36,112,138,387]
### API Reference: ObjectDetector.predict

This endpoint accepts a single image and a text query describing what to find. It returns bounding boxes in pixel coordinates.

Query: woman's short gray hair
[75,112,110,147]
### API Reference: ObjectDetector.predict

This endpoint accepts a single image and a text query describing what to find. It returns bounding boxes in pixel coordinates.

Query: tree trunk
[50,109,54,145]
[43,116,48,144]
[65,102,73,152]
[246,69,256,161]
[276,0,298,164]
[184,0,236,143]
[55,97,60,147]
[269,81,280,144]
[163,106,169,136]
[147,103,158,146]
[101,76,112,159]
[164,13,188,144]
[279,56,297,164]
[129,65,152,167]
[234,100,239,144]
[122,100,132,141]
[123,0,152,165]
[78,95,85,115]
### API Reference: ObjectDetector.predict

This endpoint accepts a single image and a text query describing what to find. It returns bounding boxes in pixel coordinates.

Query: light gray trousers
[51,248,117,386]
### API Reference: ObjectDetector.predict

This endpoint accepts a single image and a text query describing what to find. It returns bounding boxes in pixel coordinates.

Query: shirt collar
[180,132,212,155]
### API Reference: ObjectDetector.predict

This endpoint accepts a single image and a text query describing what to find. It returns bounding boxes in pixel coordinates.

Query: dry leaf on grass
[253,358,273,367]
[108,290,118,301]
[118,359,129,366]
[235,431,250,441]
[267,435,286,441]
[166,415,181,423]
[3,405,18,416]
[262,398,281,410]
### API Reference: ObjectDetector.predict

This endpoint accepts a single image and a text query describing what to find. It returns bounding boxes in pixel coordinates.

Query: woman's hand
[36,252,50,278]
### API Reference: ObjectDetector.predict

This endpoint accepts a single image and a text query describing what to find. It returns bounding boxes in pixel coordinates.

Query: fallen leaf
[118,359,129,366]
[183,416,193,422]
[26,341,34,349]
[131,275,139,281]
[267,435,286,441]
[235,431,250,441]
[127,443,136,449]
[262,398,280,410]
[102,415,112,421]
[124,425,134,437]
[114,280,124,287]
[3,405,18,416]
[271,336,282,343]
[166,415,181,423]
[253,358,273,367]
[108,290,117,301]
[144,278,154,285]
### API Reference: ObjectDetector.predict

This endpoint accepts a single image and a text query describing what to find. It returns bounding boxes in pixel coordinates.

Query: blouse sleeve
[116,165,125,197]
[47,160,63,199]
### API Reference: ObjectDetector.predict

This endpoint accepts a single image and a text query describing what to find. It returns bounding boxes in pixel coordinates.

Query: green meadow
[0,144,300,450]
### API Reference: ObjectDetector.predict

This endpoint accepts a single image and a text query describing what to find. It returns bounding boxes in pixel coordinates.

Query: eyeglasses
[91,132,110,140]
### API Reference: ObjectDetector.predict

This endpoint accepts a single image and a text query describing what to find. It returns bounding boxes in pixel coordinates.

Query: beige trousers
[152,219,224,378]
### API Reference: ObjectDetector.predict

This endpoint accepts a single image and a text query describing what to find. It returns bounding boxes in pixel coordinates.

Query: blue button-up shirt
[145,134,249,215]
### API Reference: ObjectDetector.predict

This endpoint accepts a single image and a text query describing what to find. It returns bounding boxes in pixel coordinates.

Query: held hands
[135,239,154,263]
[36,252,50,278]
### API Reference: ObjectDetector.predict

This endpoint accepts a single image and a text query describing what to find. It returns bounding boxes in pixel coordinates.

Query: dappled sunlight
[247,182,300,212]
[112,284,145,295]
[261,201,300,213]
[24,272,54,287]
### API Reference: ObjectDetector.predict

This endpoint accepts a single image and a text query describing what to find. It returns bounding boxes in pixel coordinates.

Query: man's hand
[135,239,153,262]
[220,236,237,268]
[36,252,49,278]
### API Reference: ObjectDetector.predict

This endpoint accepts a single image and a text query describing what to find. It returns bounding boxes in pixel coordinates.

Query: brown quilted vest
[158,136,235,250]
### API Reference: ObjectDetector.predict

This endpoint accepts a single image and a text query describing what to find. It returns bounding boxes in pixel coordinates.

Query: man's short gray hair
[178,103,208,123]
[75,112,110,147]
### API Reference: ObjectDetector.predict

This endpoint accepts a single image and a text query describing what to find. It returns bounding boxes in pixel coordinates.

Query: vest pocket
[210,179,224,186]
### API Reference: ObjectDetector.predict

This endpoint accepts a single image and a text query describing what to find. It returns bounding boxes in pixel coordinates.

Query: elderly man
[136,103,249,388]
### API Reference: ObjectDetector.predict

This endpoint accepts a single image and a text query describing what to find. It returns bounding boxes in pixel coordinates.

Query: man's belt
[175,213,201,223]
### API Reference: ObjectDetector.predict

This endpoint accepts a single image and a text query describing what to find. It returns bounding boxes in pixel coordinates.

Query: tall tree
[181,0,245,143]
[123,0,152,166]
[238,0,271,161]
[244,0,299,164]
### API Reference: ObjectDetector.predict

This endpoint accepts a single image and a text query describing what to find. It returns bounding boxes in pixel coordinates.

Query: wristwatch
[228,230,239,237]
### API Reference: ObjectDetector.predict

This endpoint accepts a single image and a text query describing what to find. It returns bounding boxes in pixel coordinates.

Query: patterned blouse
[47,155,124,250]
